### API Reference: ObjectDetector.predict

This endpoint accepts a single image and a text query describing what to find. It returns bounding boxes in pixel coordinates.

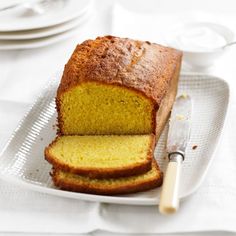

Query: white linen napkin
[1,3,236,234]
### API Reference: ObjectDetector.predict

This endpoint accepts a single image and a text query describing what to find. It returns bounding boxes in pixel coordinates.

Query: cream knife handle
[159,153,183,215]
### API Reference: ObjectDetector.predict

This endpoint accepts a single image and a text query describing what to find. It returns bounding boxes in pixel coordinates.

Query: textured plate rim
[0,72,230,205]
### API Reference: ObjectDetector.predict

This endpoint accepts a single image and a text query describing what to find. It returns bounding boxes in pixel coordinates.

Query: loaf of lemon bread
[45,134,155,178]
[52,159,163,195]
[56,36,182,138]
[45,36,182,195]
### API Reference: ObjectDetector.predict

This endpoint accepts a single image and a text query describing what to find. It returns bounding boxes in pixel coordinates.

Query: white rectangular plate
[0,73,229,205]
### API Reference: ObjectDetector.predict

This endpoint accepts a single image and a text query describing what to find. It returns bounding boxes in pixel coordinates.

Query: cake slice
[51,160,163,195]
[45,134,155,179]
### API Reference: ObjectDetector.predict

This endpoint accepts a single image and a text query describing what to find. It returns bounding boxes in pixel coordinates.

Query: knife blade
[167,94,192,154]
[159,94,192,215]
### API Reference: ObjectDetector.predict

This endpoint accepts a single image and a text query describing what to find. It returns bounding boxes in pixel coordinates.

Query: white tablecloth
[1,0,236,235]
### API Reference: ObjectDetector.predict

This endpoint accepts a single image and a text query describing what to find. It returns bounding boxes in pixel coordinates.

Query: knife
[159,94,192,214]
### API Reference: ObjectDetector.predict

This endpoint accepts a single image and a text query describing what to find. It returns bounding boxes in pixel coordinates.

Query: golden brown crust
[51,160,163,195]
[56,36,182,135]
[45,134,155,179]
[57,35,182,105]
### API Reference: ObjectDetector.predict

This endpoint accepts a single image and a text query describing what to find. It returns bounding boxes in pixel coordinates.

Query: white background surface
[0,0,236,235]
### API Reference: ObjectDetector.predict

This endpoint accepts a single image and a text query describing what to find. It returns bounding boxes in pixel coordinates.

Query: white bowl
[183,46,225,68]
[168,22,234,68]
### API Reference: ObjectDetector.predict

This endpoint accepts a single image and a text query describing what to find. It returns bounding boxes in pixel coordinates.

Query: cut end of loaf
[57,82,155,135]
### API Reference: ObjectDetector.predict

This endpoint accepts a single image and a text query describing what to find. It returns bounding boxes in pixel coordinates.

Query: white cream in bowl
[169,22,234,68]
[175,26,227,51]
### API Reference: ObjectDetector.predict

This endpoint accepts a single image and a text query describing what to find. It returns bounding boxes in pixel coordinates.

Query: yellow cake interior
[59,82,154,135]
[47,135,152,169]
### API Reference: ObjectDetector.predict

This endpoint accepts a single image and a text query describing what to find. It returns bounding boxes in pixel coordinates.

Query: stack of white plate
[0,0,92,50]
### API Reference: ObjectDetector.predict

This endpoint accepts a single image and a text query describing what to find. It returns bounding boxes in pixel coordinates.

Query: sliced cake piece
[45,134,155,179]
[52,160,163,195]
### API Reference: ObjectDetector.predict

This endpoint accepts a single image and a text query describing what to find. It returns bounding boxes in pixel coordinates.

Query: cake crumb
[176,114,185,120]
[40,137,43,141]
[181,92,188,99]
[192,145,198,150]
[52,124,57,130]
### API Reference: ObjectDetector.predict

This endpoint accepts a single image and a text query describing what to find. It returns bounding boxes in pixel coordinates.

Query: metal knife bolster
[168,151,185,163]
